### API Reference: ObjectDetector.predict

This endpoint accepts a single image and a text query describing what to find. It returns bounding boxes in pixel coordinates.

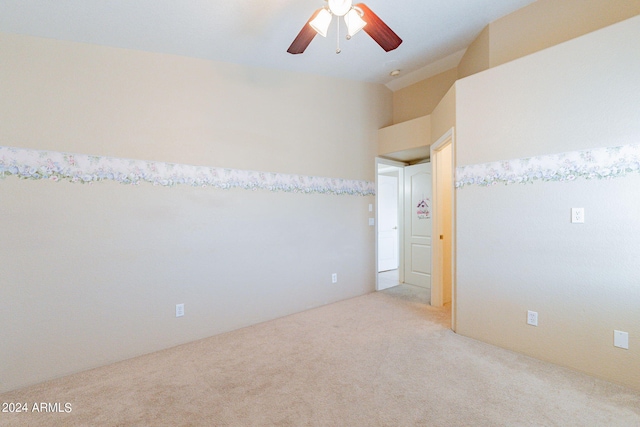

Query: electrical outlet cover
[614,330,629,349]
[571,208,585,223]
[176,303,185,317]
[527,310,538,326]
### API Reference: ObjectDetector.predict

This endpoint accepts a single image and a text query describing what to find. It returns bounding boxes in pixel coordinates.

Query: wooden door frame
[430,128,457,331]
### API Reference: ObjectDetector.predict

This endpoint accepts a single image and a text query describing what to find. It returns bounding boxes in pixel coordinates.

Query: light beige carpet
[1,285,639,426]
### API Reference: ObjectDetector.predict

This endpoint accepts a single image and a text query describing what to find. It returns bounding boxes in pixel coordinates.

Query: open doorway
[376,159,405,291]
[375,157,433,296]
[375,129,455,327]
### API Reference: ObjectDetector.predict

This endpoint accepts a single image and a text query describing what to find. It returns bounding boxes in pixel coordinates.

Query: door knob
[392,226,398,230]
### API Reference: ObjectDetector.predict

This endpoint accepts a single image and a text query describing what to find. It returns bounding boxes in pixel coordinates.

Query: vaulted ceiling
[0,0,536,90]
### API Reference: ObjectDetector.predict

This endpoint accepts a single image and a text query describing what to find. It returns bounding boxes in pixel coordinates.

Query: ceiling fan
[287,0,402,54]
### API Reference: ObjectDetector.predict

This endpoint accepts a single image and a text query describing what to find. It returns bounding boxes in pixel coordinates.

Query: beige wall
[392,68,458,124]
[378,116,430,158]
[457,0,640,81]
[457,25,490,80]
[0,34,391,179]
[0,33,392,393]
[489,0,640,67]
[430,86,456,145]
[375,84,455,162]
[455,16,640,390]
[397,0,640,123]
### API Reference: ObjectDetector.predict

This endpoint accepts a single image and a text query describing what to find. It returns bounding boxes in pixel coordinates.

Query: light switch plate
[614,330,629,349]
[368,204,373,212]
[368,218,374,226]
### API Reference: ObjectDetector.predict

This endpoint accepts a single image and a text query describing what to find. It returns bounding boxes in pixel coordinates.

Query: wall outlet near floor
[527,310,538,326]
[614,330,629,349]
[571,208,585,223]
[176,303,185,317]
[331,273,338,284]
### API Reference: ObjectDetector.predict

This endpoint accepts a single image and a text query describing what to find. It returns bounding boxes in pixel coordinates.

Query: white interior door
[403,162,432,288]
[377,174,399,272]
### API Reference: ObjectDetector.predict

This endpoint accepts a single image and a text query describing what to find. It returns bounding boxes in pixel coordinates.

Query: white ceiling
[0,0,536,90]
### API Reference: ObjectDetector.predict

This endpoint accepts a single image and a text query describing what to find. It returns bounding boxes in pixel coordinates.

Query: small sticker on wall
[417,198,431,219]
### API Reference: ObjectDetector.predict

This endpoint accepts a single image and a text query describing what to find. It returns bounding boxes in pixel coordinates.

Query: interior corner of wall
[457,24,491,79]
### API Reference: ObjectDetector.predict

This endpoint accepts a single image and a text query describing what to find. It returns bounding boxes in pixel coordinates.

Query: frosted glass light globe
[328,0,352,16]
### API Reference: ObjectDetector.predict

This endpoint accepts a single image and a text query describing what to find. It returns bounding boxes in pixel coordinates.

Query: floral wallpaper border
[455,143,640,189]
[0,146,375,196]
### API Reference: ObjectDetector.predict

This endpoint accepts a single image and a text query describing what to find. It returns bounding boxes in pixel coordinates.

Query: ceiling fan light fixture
[345,8,366,38]
[287,1,402,55]
[309,8,332,37]
[327,0,352,17]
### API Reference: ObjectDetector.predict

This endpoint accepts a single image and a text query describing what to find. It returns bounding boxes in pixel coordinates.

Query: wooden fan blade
[287,9,322,54]
[355,3,402,52]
